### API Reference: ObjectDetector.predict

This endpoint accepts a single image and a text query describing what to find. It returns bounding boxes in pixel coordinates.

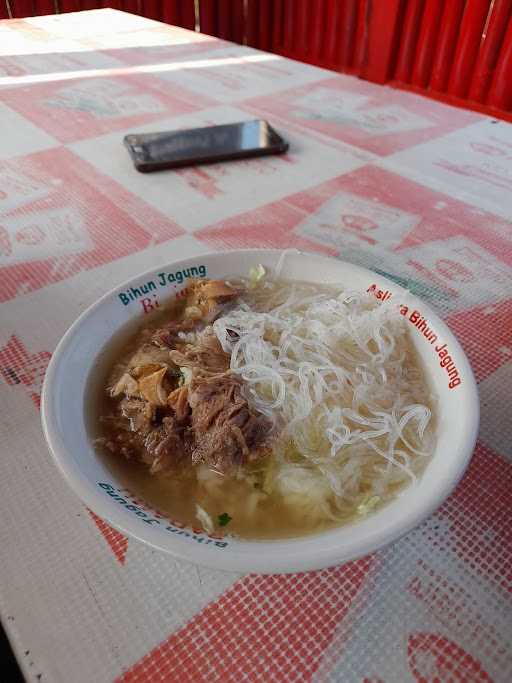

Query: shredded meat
[143,416,191,473]
[100,427,144,460]
[100,278,270,475]
[151,279,240,349]
[169,329,230,375]
[188,374,270,472]
[120,397,154,435]
[151,318,198,349]
[126,341,172,368]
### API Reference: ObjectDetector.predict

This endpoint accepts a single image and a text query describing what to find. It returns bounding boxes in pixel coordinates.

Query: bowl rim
[41,248,480,573]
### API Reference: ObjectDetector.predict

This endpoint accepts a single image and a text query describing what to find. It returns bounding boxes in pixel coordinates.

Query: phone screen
[124,120,288,172]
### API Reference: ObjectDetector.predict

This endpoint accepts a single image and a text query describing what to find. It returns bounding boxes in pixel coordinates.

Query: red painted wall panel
[469,0,512,102]
[281,0,295,54]
[430,0,465,92]
[338,0,358,70]
[10,0,38,17]
[79,1,102,10]
[308,0,326,63]
[353,0,369,74]
[361,0,402,83]
[216,0,232,40]
[140,0,162,22]
[487,15,512,109]
[294,0,309,61]
[59,1,81,11]
[230,0,244,43]
[258,0,272,52]
[121,1,140,15]
[179,0,195,29]
[448,0,492,98]
[198,0,216,36]
[33,1,57,15]
[162,1,180,24]
[411,0,443,88]
[394,0,423,83]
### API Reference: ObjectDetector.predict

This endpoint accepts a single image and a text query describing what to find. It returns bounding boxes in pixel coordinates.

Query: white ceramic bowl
[42,249,479,574]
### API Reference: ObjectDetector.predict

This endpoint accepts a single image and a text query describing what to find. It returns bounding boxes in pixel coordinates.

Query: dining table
[0,7,511,682]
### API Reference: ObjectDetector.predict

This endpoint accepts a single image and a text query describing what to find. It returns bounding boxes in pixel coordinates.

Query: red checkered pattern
[0,335,51,408]
[0,9,511,683]
[88,510,129,565]
[407,633,493,683]
[197,163,512,261]
[445,300,512,383]
[0,147,184,301]
[117,557,373,683]
[0,74,215,144]
[243,76,481,156]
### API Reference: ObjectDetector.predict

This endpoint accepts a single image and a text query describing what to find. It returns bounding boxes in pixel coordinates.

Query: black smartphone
[123,120,289,173]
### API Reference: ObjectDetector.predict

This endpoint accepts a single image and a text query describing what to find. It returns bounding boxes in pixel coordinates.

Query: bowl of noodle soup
[42,249,479,573]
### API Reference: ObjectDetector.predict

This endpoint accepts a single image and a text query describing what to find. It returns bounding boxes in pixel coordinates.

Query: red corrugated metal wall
[392,0,512,115]
[198,0,244,43]
[2,0,512,119]
[241,0,512,120]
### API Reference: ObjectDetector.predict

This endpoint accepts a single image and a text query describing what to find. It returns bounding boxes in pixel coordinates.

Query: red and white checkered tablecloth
[1,8,511,683]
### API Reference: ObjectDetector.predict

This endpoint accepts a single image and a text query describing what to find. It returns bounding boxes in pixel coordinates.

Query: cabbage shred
[212,276,434,523]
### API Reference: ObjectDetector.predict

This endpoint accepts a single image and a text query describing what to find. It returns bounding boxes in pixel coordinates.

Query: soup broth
[94,274,435,540]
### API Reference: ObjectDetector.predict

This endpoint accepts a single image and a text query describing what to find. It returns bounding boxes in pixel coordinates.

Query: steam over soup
[95,270,435,539]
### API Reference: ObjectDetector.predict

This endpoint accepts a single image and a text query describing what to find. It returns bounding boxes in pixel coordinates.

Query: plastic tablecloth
[0,8,511,683]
